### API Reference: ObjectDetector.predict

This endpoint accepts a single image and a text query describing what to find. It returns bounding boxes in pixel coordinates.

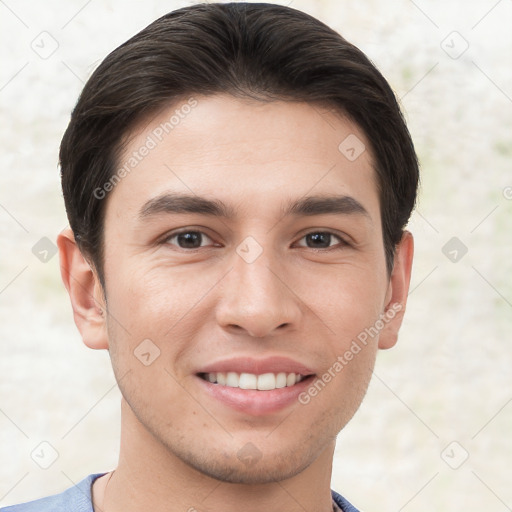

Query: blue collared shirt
[0,473,360,512]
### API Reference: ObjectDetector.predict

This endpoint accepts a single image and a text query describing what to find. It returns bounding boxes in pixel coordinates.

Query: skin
[58,94,414,512]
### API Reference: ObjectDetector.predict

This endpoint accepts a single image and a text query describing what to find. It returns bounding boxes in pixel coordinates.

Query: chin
[181,446,316,485]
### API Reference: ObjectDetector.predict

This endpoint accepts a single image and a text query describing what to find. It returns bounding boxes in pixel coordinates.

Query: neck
[98,398,336,512]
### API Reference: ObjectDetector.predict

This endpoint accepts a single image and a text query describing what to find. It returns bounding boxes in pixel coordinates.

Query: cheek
[105,258,211,330]
[103,262,216,376]
[294,268,384,407]
[293,344,377,446]
[300,266,386,342]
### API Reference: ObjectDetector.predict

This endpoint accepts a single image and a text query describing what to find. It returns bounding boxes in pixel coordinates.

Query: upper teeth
[204,372,304,390]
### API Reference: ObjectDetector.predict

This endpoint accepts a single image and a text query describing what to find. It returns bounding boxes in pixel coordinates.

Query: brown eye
[165,230,214,249]
[305,232,333,248]
[296,231,348,250]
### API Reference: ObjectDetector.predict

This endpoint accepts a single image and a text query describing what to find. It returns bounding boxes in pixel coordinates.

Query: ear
[378,230,414,350]
[57,227,108,350]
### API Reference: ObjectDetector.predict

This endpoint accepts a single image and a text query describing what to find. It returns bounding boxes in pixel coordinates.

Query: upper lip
[196,356,315,376]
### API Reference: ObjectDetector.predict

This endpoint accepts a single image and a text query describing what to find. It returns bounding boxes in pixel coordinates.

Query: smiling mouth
[198,372,313,391]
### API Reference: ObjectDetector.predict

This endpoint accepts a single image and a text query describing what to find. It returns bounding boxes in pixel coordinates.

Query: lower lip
[196,375,315,416]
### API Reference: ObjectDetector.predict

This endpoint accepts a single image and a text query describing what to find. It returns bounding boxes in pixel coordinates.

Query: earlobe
[378,231,414,350]
[57,228,109,350]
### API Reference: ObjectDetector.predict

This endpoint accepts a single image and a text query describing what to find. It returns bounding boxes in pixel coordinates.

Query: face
[98,94,400,484]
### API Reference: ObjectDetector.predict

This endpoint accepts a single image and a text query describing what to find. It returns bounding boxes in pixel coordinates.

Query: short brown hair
[59,2,419,285]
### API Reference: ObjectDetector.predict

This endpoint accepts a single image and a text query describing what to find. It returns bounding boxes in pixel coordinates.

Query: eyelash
[162,229,350,252]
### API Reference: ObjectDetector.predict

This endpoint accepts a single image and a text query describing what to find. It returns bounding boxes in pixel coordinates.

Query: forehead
[108,94,380,223]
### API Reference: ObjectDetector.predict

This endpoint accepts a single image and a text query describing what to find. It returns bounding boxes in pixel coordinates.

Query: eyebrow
[139,192,370,220]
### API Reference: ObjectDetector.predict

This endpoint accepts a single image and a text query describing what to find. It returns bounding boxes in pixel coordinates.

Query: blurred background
[0,0,511,510]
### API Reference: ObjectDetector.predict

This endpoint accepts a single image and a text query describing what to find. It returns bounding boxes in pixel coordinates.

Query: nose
[215,246,302,339]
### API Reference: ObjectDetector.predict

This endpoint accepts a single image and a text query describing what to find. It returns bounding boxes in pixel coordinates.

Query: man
[1,2,417,511]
